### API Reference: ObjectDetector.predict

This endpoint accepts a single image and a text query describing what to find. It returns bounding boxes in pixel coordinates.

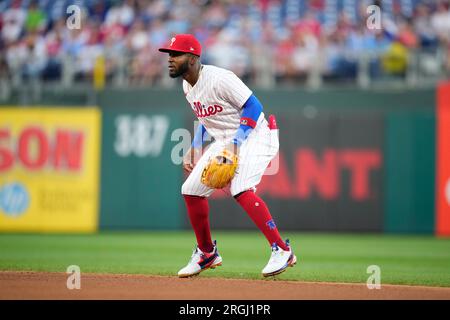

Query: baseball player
[159,34,297,278]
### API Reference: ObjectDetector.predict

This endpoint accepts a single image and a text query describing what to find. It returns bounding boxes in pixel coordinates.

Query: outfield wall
[1,85,446,234]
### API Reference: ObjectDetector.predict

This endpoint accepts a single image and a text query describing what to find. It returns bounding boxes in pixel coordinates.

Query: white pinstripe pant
[181,118,279,197]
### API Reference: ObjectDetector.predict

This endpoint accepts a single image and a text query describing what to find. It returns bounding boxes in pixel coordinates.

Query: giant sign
[436,82,450,236]
[208,111,384,232]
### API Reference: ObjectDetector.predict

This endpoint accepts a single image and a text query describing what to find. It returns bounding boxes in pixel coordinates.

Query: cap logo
[170,37,176,47]
[190,47,195,51]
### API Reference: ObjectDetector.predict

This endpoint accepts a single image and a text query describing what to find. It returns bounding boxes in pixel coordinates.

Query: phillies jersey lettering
[192,102,224,118]
[183,65,258,141]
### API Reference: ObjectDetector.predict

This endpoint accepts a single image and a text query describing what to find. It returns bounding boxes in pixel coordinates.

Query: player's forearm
[232,95,263,146]
[192,123,207,149]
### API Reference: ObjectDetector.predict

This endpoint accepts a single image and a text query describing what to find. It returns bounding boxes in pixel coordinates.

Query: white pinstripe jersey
[183,65,257,142]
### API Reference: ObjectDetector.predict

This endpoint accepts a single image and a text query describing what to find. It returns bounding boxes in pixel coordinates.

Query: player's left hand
[223,142,240,157]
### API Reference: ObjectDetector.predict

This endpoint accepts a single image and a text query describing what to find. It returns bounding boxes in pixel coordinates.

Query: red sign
[212,148,382,201]
[436,82,450,237]
[0,127,85,172]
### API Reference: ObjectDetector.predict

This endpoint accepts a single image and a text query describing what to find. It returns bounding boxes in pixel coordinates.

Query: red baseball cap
[159,34,202,57]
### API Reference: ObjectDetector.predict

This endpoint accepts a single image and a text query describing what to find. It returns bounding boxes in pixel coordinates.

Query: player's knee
[181,181,208,197]
[233,191,245,199]
[181,181,192,195]
[231,186,256,199]
[231,186,244,198]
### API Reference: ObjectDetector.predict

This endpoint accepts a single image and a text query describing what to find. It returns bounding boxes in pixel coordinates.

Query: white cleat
[178,240,222,278]
[262,240,297,277]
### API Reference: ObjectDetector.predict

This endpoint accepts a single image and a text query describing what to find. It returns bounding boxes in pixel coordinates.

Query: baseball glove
[201,149,238,189]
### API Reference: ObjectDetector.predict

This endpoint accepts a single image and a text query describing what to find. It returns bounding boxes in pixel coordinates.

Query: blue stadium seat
[0,0,11,12]
[401,0,413,17]
[285,0,301,23]
[323,0,338,28]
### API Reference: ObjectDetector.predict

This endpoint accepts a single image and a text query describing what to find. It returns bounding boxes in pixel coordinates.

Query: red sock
[183,195,214,253]
[235,190,288,251]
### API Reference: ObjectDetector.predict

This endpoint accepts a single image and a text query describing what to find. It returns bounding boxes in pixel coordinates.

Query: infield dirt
[1,271,450,299]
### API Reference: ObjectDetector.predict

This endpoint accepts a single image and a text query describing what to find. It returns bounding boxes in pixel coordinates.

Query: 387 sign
[114,115,169,158]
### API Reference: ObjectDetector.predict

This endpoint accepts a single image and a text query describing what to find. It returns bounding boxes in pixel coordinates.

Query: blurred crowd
[0,0,449,87]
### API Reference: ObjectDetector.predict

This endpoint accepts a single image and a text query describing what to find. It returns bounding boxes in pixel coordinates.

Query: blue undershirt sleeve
[192,123,207,149]
[232,94,263,146]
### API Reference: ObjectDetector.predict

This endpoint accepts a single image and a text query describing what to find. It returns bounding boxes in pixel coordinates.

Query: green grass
[1,231,450,287]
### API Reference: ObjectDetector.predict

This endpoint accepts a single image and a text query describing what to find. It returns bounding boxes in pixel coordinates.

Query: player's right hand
[183,147,201,173]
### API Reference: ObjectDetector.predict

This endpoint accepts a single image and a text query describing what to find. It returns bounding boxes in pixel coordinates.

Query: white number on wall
[114,115,169,157]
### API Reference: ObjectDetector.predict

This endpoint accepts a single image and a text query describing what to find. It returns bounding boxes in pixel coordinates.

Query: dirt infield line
[1,271,450,300]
